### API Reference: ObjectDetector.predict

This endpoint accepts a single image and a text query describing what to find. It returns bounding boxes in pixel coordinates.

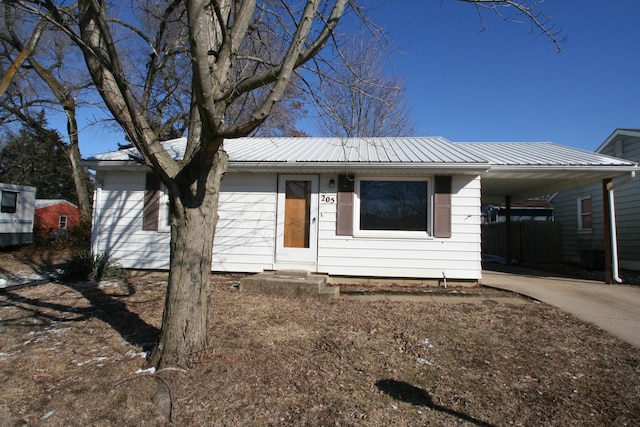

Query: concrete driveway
[481,265,640,349]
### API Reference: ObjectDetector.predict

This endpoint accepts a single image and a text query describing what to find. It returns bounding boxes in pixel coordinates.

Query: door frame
[275,174,319,267]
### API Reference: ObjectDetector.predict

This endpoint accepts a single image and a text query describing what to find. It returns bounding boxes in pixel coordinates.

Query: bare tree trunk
[149,147,228,369]
[64,142,92,223]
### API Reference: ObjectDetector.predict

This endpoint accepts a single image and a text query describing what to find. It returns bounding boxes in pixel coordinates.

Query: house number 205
[321,194,336,203]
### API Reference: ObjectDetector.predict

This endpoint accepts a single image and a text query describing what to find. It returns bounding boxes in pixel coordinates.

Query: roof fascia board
[596,128,640,153]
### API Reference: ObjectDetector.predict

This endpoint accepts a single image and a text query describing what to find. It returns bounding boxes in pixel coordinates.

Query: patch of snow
[421,338,434,348]
[1,270,57,287]
[40,410,56,420]
[0,350,22,358]
[98,281,120,288]
[416,357,433,366]
[77,356,110,366]
[136,367,156,375]
[126,350,147,359]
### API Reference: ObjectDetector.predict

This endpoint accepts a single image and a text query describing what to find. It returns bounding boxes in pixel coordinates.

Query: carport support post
[505,196,512,264]
[602,178,613,284]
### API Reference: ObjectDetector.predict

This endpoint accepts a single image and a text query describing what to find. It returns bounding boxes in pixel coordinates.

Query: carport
[458,142,639,283]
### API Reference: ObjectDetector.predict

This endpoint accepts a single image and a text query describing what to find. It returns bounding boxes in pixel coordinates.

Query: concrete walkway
[481,265,640,348]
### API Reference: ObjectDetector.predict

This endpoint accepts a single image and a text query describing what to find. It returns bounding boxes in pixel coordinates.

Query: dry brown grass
[0,250,639,426]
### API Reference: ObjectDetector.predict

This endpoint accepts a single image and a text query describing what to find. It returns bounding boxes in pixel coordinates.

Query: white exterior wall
[0,183,36,246]
[92,171,278,271]
[212,173,277,272]
[92,172,171,269]
[317,174,482,280]
[92,170,482,279]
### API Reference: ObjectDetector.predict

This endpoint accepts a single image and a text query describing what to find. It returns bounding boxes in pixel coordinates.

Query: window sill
[353,230,434,240]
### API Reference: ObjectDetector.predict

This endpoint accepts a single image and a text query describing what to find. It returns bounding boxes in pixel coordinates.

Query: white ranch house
[83,137,638,283]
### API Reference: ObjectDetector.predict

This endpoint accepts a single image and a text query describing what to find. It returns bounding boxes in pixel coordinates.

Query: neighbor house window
[578,195,592,232]
[356,178,429,234]
[58,215,68,230]
[1,191,18,213]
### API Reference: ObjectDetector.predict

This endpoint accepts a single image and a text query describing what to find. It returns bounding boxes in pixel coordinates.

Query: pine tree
[0,111,77,201]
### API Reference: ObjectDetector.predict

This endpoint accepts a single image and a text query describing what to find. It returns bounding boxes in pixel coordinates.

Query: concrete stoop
[239,270,340,299]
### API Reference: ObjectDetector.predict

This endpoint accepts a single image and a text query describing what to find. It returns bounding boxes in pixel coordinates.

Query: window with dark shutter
[336,174,354,236]
[143,172,161,231]
[433,176,452,238]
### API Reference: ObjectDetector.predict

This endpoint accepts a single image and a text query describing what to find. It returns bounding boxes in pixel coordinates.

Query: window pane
[581,197,591,214]
[284,180,311,247]
[1,191,17,213]
[360,181,427,231]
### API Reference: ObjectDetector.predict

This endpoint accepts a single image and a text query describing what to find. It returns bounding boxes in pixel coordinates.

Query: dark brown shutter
[336,174,354,236]
[143,172,161,231]
[433,176,452,238]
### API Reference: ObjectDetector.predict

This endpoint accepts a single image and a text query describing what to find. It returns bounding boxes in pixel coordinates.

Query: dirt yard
[1,249,639,426]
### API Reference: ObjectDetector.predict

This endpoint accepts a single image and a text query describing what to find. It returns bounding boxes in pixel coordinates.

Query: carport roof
[83,136,639,202]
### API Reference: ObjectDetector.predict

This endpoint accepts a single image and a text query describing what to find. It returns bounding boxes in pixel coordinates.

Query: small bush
[33,221,92,251]
[61,251,128,282]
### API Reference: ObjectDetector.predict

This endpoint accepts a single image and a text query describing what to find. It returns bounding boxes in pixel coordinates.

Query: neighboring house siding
[0,183,36,246]
[604,139,640,269]
[554,184,605,263]
[553,134,640,270]
[35,202,80,235]
[316,175,481,279]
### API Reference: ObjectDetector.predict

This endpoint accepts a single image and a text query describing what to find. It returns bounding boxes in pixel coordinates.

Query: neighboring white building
[0,183,36,247]
[82,137,638,282]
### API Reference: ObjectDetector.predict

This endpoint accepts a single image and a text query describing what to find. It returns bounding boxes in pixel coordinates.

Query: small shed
[34,199,80,237]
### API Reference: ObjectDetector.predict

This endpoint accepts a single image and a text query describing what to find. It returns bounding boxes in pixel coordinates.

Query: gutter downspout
[606,171,637,284]
[607,189,622,283]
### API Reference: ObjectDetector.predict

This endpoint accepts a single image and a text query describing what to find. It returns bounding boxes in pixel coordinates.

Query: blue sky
[74,0,639,156]
[359,0,640,151]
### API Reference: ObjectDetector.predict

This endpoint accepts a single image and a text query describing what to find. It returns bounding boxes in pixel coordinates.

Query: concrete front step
[240,270,340,299]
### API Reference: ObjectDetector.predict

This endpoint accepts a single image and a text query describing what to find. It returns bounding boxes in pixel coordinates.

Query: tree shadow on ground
[0,279,159,351]
[375,379,494,427]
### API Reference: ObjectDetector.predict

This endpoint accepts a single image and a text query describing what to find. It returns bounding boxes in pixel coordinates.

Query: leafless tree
[0,3,93,222]
[313,34,415,137]
[13,0,354,369]
[12,0,562,371]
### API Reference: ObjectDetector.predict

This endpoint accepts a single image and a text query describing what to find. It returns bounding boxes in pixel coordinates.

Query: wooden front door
[276,175,318,265]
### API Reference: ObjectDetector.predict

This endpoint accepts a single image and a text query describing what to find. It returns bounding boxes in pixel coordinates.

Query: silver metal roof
[88,136,487,164]
[83,136,639,202]
[456,142,634,166]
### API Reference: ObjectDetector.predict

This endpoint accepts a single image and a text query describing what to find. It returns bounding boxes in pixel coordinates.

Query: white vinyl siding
[92,172,170,269]
[212,174,277,272]
[91,171,482,279]
[92,171,277,271]
[316,175,481,279]
[0,183,35,246]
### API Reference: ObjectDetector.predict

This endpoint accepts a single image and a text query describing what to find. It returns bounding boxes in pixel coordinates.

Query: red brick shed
[34,200,80,236]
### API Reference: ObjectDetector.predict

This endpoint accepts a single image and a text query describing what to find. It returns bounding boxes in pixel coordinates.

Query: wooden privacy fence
[482,221,562,264]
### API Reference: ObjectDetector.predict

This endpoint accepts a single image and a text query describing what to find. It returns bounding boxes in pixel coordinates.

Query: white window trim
[353,176,433,239]
[577,194,592,233]
[158,186,171,233]
[58,215,68,230]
